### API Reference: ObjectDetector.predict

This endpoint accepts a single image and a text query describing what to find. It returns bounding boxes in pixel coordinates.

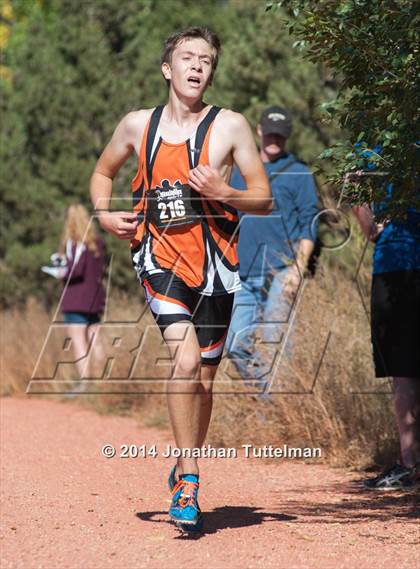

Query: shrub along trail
[1,397,418,569]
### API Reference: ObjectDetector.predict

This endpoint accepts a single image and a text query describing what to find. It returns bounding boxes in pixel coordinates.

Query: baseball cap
[260,106,292,138]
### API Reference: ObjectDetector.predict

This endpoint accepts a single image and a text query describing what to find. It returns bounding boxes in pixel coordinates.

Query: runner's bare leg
[164,321,203,476]
[196,364,218,447]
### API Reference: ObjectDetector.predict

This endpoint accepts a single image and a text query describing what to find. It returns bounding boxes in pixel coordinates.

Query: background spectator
[226,106,319,389]
[54,204,106,382]
[353,179,420,489]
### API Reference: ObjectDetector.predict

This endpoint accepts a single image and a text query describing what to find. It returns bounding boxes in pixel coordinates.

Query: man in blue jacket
[226,106,319,388]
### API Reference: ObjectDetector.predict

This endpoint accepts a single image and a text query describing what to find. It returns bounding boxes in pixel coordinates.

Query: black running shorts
[141,271,234,365]
[371,269,420,378]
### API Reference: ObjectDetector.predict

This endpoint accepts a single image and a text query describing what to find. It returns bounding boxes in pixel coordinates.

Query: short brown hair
[161,26,221,81]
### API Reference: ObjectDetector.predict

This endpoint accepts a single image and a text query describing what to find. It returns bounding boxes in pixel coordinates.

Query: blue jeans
[63,312,101,325]
[225,268,292,383]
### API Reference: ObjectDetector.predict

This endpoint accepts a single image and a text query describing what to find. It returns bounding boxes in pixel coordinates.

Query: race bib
[147,183,202,229]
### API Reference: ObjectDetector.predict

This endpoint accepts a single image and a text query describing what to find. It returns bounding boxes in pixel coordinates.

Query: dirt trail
[1,397,418,569]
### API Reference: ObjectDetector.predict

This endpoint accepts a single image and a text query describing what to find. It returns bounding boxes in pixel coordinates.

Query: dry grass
[1,237,397,468]
[209,262,396,468]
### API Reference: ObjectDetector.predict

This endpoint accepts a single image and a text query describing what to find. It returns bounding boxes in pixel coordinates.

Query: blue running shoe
[176,509,204,535]
[168,465,178,492]
[169,475,200,526]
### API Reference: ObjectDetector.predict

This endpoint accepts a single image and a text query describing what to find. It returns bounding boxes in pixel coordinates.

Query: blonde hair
[59,204,100,256]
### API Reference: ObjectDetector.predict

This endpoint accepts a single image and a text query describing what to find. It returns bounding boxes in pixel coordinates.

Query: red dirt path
[1,397,418,569]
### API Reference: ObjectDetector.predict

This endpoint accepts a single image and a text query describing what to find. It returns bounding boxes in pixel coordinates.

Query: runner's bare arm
[188,113,272,214]
[90,112,142,239]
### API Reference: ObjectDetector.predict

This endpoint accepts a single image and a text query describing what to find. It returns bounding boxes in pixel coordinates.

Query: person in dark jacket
[58,204,106,380]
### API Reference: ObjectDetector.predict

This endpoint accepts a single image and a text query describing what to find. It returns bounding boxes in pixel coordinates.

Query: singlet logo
[155,179,183,202]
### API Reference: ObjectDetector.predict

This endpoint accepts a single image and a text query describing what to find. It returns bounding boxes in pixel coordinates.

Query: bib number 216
[158,199,186,221]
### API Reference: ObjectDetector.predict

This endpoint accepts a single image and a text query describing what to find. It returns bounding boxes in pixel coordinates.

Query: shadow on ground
[273,478,419,524]
[137,506,296,539]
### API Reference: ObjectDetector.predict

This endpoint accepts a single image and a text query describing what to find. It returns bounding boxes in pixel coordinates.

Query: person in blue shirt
[351,148,420,490]
[225,106,319,388]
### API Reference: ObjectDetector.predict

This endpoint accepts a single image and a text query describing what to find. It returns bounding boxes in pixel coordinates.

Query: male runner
[90,27,271,530]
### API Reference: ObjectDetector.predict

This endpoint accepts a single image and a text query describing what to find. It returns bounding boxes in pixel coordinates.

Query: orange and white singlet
[130,105,240,296]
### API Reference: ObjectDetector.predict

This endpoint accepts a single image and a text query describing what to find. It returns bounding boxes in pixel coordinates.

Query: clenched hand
[188,165,230,202]
[98,211,139,240]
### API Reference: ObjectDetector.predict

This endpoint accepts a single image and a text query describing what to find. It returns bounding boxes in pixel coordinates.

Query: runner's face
[163,38,215,98]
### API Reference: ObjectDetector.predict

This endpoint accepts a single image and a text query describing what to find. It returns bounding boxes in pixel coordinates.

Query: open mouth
[187,77,201,87]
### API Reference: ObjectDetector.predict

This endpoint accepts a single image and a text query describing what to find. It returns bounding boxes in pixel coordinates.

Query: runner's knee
[174,352,201,379]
